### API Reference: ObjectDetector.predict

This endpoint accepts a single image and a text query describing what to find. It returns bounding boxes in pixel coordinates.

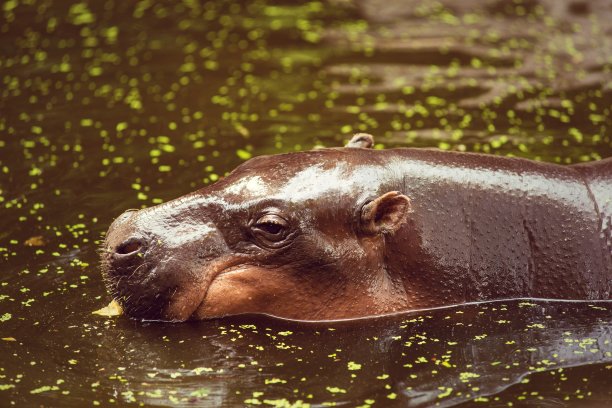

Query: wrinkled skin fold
[101,134,612,322]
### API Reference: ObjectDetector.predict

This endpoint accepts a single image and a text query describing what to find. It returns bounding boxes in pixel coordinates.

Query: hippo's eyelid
[254,221,284,236]
[248,213,296,249]
[255,213,289,226]
[253,214,289,236]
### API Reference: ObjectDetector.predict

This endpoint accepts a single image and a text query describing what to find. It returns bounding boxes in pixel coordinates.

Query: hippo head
[101,135,413,321]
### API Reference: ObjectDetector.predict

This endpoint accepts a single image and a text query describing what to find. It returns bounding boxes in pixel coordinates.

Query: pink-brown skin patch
[101,134,611,322]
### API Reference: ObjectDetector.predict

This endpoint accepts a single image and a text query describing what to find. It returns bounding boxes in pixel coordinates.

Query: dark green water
[0,0,610,406]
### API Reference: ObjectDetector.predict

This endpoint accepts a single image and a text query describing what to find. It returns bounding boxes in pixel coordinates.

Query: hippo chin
[101,134,612,322]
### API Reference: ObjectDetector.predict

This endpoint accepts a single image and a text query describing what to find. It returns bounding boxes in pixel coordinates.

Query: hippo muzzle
[102,198,231,321]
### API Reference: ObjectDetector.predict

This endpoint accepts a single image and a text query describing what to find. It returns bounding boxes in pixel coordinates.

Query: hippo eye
[251,214,290,246]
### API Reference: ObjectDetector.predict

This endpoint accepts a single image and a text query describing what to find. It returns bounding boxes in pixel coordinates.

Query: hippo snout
[105,210,142,251]
[101,199,231,321]
[110,208,138,230]
[101,210,166,319]
[104,210,149,276]
[106,235,149,279]
[114,236,147,257]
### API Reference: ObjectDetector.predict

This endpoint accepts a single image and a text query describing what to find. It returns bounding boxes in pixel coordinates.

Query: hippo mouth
[99,249,174,320]
[163,260,254,321]
[100,237,250,322]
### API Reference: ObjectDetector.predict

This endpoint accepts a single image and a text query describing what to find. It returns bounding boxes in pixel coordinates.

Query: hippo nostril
[115,237,146,256]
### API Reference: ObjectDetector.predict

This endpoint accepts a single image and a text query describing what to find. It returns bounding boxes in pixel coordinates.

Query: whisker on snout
[126,261,151,282]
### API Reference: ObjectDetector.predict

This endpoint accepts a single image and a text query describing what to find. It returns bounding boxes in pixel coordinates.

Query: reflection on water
[3,300,612,406]
[0,0,610,406]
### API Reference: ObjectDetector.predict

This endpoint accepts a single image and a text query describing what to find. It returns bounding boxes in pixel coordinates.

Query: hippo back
[572,157,612,272]
[376,149,611,306]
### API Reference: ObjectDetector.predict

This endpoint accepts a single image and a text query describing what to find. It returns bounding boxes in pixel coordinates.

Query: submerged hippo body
[102,135,612,321]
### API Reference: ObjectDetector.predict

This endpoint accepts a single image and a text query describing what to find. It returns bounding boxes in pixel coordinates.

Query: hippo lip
[126,286,177,320]
[183,260,253,321]
[101,242,250,322]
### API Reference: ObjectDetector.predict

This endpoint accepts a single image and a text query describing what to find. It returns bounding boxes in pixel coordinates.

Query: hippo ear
[360,191,411,235]
[346,133,374,148]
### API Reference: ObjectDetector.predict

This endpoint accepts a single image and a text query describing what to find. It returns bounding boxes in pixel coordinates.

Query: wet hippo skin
[101,134,612,321]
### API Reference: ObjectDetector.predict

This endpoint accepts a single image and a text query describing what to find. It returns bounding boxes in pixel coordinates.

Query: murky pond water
[1,0,611,406]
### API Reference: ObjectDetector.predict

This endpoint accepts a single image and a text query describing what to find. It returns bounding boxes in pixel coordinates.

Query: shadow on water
[0,0,611,406]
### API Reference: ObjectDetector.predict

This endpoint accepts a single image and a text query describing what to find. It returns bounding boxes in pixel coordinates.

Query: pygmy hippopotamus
[101,134,612,321]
